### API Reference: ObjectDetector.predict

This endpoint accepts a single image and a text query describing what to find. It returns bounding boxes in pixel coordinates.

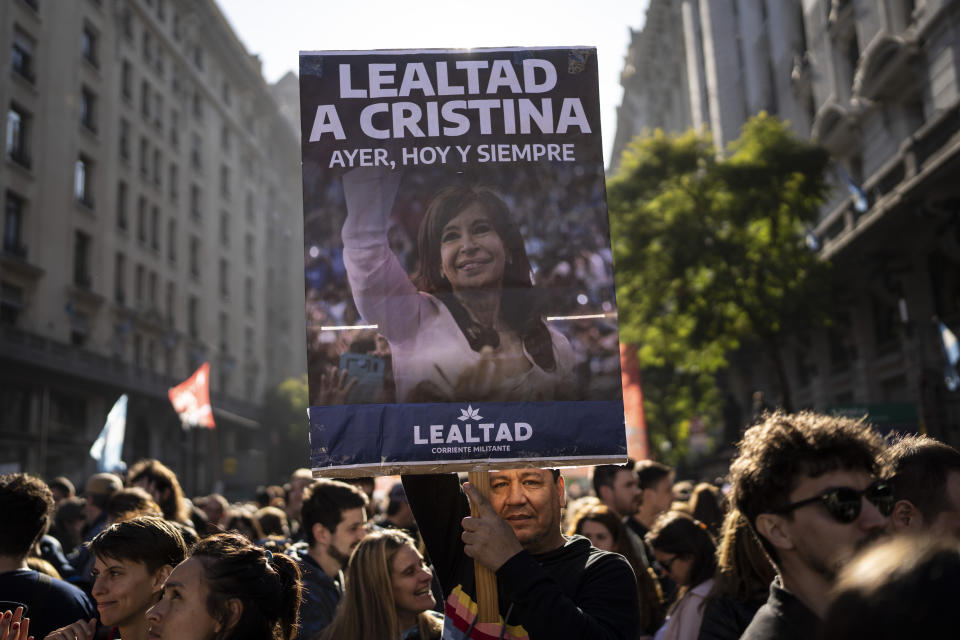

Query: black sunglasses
[654,555,679,575]
[775,480,895,524]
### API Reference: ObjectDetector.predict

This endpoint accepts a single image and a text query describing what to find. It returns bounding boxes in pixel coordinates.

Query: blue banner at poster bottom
[309,400,626,472]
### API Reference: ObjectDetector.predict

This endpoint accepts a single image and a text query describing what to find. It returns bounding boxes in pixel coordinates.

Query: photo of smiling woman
[341,166,576,404]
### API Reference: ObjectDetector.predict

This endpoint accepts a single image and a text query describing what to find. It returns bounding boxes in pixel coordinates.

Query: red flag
[620,343,649,460]
[168,362,215,429]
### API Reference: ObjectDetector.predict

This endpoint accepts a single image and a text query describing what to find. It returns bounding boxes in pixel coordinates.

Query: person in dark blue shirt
[0,473,95,639]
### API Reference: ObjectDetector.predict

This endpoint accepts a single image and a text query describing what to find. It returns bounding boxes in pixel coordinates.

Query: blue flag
[90,394,128,473]
[838,165,868,213]
[939,322,960,392]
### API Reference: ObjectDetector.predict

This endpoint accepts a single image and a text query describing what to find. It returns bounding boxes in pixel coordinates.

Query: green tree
[608,114,832,457]
[261,374,310,476]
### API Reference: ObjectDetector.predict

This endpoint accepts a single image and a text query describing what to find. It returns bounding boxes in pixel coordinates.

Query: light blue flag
[90,394,128,473]
[939,322,960,392]
[838,165,868,213]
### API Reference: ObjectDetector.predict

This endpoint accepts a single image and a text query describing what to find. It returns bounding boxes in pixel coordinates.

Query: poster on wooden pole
[299,46,625,476]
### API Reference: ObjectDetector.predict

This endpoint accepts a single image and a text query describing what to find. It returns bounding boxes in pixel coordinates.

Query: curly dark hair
[728,411,885,564]
[126,459,190,524]
[0,473,54,557]
[191,533,302,640]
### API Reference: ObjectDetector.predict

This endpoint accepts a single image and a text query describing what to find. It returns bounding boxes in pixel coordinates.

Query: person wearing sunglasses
[728,411,890,640]
[645,512,716,640]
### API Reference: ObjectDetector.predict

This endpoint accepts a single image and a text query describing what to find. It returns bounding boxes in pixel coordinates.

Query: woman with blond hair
[697,510,775,640]
[322,529,442,640]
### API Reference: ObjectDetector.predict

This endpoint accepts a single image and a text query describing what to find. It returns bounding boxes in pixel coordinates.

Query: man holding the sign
[404,469,639,639]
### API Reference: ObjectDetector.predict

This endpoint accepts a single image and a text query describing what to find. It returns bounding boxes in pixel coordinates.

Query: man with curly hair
[729,411,892,640]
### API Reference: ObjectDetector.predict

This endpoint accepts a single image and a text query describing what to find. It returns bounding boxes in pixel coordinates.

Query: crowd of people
[3,411,960,638]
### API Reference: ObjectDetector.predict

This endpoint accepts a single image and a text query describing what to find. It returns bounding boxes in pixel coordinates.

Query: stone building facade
[612,0,960,447]
[0,0,306,495]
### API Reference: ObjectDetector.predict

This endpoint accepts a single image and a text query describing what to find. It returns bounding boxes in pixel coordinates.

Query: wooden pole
[467,470,500,623]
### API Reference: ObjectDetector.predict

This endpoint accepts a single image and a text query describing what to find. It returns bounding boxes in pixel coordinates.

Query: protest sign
[300,47,626,475]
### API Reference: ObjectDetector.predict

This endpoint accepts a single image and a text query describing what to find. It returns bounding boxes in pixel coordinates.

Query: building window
[142,29,153,65]
[140,80,150,120]
[148,271,157,308]
[167,219,176,263]
[190,133,202,170]
[193,45,203,70]
[146,337,156,371]
[188,296,198,337]
[1,281,25,326]
[166,281,175,325]
[219,211,229,246]
[221,124,231,152]
[75,156,94,207]
[121,9,133,41]
[114,252,126,304]
[133,333,142,366]
[135,263,144,305]
[80,87,97,132]
[12,27,36,84]
[189,236,200,279]
[119,118,130,160]
[154,94,163,130]
[190,185,201,220]
[245,192,254,222]
[192,90,203,120]
[139,137,149,178]
[245,233,254,262]
[116,181,128,230]
[152,149,161,186]
[137,196,147,244]
[168,163,178,202]
[121,60,132,100]
[170,110,179,148]
[219,258,229,298]
[73,230,92,289]
[219,165,230,197]
[81,25,98,68]
[3,192,26,258]
[6,104,31,169]
[150,206,160,251]
[218,312,228,352]
[244,277,253,313]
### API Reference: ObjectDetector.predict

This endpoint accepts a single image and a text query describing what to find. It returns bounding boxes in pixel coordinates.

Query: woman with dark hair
[321,529,442,640]
[570,505,665,638]
[646,512,717,640]
[341,168,574,403]
[689,484,725,538]
[146,533,302,640]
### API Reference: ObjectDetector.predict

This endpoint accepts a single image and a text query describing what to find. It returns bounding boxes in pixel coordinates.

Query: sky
[215,0,651,165]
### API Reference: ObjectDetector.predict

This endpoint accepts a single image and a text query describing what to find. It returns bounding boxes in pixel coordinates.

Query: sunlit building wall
[0,0,306,495]
[611,0,960,447]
